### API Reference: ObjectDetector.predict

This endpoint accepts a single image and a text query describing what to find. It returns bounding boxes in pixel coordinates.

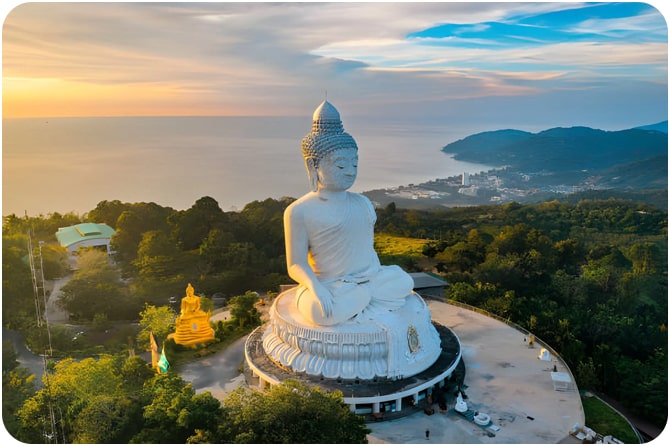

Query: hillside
[442,124,667,171]
[364,122,667,210]
[634,121,668,133]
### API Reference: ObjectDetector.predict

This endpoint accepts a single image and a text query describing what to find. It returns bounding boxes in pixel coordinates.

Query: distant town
[365,166,614,209]
[365,122,668,210]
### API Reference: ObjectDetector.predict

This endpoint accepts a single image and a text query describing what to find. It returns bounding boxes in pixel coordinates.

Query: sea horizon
[3,116,498,217]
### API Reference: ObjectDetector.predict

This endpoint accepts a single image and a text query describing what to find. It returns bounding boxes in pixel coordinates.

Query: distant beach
[2,116,494,216]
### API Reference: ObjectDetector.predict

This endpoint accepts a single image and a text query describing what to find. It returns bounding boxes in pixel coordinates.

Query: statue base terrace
[168,313,215,347]
[261,289,442,380]
[245,315,462,419]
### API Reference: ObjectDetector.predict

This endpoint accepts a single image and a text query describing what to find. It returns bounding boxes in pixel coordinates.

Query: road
[3,328,47,387]
[176,335,249,400]
[3,275,73,387]
[5,323,248,400]
[44,275,72,324]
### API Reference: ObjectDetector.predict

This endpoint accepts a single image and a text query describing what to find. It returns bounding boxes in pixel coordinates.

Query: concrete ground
[365,300,585,444]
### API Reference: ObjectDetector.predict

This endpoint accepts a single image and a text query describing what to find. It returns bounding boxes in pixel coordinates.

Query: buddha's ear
[306,158,319,192]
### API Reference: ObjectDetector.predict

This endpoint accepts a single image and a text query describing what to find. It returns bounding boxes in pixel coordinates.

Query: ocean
[2,116,494,217]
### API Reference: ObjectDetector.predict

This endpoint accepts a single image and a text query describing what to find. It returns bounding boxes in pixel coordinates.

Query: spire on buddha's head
[301,100,358,164]
[311,100,341,128]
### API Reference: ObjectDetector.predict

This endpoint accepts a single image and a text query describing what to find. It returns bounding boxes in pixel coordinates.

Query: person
[180,283,201,315]
[284,100,414,326]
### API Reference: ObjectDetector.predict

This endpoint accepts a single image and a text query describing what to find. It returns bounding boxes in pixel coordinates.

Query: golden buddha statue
[181,283,201,315]
[169,283,215,347]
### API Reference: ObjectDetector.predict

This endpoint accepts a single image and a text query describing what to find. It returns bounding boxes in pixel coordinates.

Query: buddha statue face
[316,147,358,192]
[302,101,359,192]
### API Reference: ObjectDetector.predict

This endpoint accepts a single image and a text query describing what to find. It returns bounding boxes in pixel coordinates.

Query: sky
[1,1,668,130]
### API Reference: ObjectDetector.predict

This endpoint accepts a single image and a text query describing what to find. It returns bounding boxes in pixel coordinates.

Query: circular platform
[245,321,462,415]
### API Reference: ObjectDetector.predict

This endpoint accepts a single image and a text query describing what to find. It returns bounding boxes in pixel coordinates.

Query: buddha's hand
[312,282,335,318]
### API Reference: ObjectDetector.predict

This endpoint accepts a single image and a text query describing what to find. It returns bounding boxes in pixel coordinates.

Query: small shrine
[168,283,215,347]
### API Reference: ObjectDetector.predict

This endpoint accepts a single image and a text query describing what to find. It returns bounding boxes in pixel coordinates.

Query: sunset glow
[2,2,666,122]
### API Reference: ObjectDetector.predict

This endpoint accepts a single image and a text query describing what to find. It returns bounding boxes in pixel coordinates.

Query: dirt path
[45,275,72,324]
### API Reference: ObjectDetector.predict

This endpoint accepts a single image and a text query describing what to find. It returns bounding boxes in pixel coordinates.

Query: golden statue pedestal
[168,283,215,347]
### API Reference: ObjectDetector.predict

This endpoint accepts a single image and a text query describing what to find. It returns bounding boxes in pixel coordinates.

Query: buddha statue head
[301,100,358,191]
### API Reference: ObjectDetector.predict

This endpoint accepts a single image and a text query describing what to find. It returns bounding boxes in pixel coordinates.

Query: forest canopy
[3,195,667,434]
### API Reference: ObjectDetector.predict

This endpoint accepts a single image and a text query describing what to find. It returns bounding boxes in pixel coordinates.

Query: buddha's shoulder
[349,192,372,205]
[289,191,318,204]
[285,192,371,217]
[285,192,319,215]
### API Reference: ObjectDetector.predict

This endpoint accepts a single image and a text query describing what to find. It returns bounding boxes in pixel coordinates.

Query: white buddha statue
[262,100,441,380]
[285,100,413,326]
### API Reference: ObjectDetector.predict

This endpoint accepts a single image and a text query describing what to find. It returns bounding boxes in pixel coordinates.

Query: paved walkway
[365,300,585,444]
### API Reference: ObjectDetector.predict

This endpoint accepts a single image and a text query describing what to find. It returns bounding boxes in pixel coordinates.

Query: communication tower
[27,231,64,443]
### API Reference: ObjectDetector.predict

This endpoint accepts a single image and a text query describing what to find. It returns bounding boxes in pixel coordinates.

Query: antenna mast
[27,230,60,442]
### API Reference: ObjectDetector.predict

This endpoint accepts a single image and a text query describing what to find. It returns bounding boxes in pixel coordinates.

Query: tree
[120,355,155,394]
[219,242,263,271]
[107,202,177,274]
[134,230,182,278]
[228,291,261,329]
[36,243,70,280]
[71,394,140,443]
[199,228,236,270]
[581,255,624,296]
[2,366,38,441]
[223,380,370,443]
[445,282,476,304]
[57,249,137,320]
[87,199,127,226]
[168,196,226,251]
[17,355,129,443]
[137,304,177,349]
[178,391,225,440]
[435,241,479,272]
[133,373,223,443]
[575,357,599,391]
[482,290,514,319]
[234,198,290,255]
[2,235,35,330]
[2,341,37,441]
[553,238,584,274]
[111,209,144,273]
[615,348,668,427]
[627,242,661,275]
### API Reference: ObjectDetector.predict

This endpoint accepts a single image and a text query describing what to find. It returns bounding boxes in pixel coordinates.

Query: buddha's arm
[284,205,334,318]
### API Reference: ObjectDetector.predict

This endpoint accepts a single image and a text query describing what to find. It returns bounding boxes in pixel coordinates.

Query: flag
[158,345,170,373]
[149,332,160,371]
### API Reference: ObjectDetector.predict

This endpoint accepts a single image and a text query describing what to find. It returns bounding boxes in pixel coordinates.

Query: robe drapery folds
[306,193,380,282]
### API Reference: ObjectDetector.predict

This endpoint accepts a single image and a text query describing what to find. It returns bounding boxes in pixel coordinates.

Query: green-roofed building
[55,223,116,255]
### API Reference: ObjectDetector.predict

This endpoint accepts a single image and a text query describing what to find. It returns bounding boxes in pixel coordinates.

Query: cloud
[2,1,666,126]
